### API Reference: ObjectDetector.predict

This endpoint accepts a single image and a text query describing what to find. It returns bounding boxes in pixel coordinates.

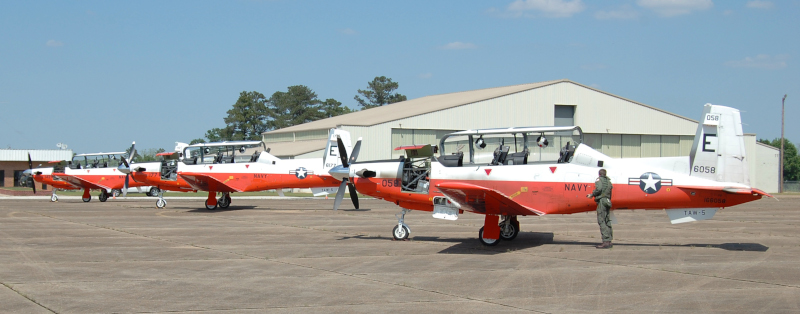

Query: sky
[1,0,798,153]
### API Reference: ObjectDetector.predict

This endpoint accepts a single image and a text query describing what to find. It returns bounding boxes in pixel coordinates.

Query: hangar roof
[0,149,74,162]
[264,79,696,135]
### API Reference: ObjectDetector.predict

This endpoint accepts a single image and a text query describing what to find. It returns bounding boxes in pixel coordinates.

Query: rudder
[689,104,749,185]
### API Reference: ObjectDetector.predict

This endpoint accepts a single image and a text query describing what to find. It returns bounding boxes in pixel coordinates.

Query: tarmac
[1,195,799,313]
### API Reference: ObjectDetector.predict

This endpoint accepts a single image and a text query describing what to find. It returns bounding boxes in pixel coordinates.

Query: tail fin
[689,104,749,185]
[323,128,352,169]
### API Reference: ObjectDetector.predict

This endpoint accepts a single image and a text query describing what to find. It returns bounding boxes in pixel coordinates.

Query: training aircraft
[174,129,353,210]
[49,142,149,202]
[117,142,197,208]
[328,104,771,245]
[21,154,82,201]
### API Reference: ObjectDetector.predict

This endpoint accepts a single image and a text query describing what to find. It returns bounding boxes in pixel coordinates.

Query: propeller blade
[123,175,129,197]
[128,141,137,162]
[333,180,347,211]
[120,156,129,168]
[348,139,361,165]
[348,182,359,210]
[336,136,349,168]
[27,153,36,194]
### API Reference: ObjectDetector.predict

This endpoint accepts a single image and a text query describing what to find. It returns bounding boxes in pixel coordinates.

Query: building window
[0,170,4,187]
[554,105,575,126]
[13,170,24,187]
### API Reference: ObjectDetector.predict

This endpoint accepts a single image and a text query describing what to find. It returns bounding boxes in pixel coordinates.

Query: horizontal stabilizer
[311,187,338,196]
[666,208,718,224]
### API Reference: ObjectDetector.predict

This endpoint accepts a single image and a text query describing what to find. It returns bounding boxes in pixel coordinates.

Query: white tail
[689,104,749,185]
[323,128,352,169]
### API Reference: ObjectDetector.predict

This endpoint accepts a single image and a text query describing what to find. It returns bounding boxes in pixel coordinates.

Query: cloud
[595,5,640,20]
[725,54,789,69]
[419,73,433,79]
[636,0,713,17]
[338,28,357,35]
[439,42,477,50]
[506,0,585,18]
[746,1,773,9]
[46,40,63,47]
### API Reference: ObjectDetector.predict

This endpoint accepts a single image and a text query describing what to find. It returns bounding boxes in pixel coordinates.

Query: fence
[784,181,800,192]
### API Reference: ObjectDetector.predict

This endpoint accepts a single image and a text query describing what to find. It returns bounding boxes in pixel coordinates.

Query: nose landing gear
[392,208,411,240]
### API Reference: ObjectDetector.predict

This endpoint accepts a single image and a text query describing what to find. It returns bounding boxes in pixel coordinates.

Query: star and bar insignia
[628,172,672,194]
[290,167,313,179]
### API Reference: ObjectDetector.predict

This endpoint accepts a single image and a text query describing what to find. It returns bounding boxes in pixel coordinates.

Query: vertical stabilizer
[323,128,352,169]
[689,104,749,185]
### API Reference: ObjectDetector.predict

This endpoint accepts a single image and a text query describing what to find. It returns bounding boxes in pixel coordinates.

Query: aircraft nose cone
[118,164,130,174]
[22,169,32,175]
[328,165,350,181]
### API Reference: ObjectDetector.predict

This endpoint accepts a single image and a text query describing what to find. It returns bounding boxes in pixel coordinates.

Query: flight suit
[591,175,613,242]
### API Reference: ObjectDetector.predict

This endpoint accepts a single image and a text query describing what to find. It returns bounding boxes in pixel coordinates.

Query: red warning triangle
[485,169,492,175]
[209,166,213,170]
[549,167,557,173]
[245,164,249,169]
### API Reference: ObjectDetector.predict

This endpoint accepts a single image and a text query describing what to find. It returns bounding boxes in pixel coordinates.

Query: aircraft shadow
[336,232,769,254]
[185,205,258,213]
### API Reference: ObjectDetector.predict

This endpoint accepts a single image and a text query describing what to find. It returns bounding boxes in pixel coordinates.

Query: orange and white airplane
[118,142,197,208]
[329,104,771,245]
[22,155,81,201]
[174,129,353,210]
[50,142,149,202]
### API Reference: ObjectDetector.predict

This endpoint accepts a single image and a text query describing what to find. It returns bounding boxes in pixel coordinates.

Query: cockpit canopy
[70,151,128,169]
[181,141,267,165]
[438,126,583,166]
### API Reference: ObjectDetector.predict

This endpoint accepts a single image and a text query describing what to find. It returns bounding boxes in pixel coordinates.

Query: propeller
[119,141,136,197]
[26,153,36,194]
[331,136,363,211]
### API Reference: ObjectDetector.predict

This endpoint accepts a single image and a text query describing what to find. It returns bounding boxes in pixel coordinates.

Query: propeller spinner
[330,136,364,211]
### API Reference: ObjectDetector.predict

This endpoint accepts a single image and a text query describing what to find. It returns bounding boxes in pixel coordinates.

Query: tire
[156,199,166,209]
[500,220,520,241]
[51,194,58,202]
[99,191,108,202]
[478,227,500,246]
[205,200,217,210]
[392,225,410,240]
[218,196,230,209]
[112,189,121,197]
[148,187,160,197]
[82,196,91,203]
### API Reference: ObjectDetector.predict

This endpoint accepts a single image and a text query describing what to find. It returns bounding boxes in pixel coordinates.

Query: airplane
[328,104,771,246]
[21,155,82,202]
[117,142,197,208]
[49,142,149,202]
[174,128,354,210]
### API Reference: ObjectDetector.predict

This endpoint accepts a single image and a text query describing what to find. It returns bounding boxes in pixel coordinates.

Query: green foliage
[266,85,351,130]
[134,148,167,162]
[758,138,800,181]
[223,91,271,141]
[189,138,206,145]
[354,76,407,109]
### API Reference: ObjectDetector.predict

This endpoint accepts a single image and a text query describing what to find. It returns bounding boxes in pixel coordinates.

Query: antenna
[56,143,68,150]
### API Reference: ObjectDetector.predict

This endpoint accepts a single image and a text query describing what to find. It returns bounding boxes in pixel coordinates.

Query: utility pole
[781,94,787,193]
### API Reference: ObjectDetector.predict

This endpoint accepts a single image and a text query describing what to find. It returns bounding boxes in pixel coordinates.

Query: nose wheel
[51,190,58,202]
[392,208,411,240]
[155,189,167,208]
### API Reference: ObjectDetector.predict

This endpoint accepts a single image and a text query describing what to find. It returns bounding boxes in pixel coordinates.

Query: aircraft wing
[54,174,110,190]
[678,185,773,198]
[435,182,545,216]
[177,173,241,193]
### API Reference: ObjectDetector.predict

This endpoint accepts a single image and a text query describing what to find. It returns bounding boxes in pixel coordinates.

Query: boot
[595,241,613,249]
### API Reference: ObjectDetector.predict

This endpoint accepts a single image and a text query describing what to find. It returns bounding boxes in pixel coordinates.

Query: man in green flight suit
[587,169,613,249]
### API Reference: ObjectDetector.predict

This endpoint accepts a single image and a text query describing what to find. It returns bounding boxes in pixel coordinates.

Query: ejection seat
[558,142,576,163]
[439,151,463,167]
[505,148,529,165]
[491,145,510,165]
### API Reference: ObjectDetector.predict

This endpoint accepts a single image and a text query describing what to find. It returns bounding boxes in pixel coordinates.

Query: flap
[435,181,544,216]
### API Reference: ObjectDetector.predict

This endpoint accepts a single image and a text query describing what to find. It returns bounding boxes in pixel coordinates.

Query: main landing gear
[82,189,91,203]
[204,192,232,210]
[155,189,167,209]
[478,215,520,246]
[392,208,412,240]
[99,189,109,202]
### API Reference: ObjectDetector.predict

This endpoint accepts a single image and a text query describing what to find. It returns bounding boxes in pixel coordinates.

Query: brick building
[0,149,74,191]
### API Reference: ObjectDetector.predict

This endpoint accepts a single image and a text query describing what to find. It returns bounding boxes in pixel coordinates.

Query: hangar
[0,149,74,192]
[262,79,779,192]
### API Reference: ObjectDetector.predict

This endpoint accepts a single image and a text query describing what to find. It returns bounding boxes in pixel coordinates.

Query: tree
[133,148,166,162]
[758,138,800,181]
[189,138,206,145]
[266,85,350,129]
[354,76,407,110]
[222,91,270,141]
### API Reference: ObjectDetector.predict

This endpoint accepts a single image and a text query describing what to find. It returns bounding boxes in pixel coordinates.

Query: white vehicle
[107,186,160,197]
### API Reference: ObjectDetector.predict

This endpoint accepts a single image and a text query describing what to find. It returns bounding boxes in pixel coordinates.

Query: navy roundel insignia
[628,172,672,194]
[290,167,313,179]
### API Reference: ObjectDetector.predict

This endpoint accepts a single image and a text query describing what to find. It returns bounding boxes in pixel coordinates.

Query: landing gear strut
[155,189,167,208]
[217,192,231,209]
[499,215,520,241]
[392,208,411,240]
[82,189,91,203]
[205,191,217,210]
[51,189,59,202]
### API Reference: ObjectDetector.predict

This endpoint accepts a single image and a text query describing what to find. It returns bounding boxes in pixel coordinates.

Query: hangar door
[391,129,459,159]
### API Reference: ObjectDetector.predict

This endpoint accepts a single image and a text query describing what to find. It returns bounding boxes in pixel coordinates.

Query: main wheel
[112,189,121,197]
[148,187,160,197]
[82,196,91,203]
[156,199,166,209]
[205,200,217,210]
[478,227,500,246]
[500,220,520,241]
[51,194,58,202]
[218,196,230,209]
[99,191,108,202]
[392,225,410,240]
